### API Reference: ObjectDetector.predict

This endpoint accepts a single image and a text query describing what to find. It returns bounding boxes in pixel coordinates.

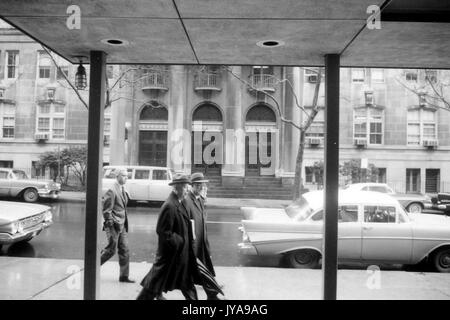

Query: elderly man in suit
[184,172,224,300]
[137,174,199,300]
[100,168,134,283]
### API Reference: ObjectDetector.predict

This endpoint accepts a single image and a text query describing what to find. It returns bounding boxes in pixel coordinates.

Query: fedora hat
[190,172,209,184]
[168,174,191,186]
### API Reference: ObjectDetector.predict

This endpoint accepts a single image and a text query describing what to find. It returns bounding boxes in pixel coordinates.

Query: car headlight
[44,209,53,222]
[10,221,23,234]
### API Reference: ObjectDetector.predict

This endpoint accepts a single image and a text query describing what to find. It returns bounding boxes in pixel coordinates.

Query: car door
[127,169,150,201]
[361,205,413,263]
[0,170,10,196]
[149,169,171,201]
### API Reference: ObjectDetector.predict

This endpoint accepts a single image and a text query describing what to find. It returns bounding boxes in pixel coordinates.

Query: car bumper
[0,221,52,244]
[426,203,450,211]
[38,190,60,199]
[238,242,258,255]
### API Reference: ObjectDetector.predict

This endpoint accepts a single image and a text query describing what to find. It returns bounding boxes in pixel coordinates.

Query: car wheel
[406,202,423,213]
[433,248,450,273]
[286,250,320,269]
[23,188,39,203]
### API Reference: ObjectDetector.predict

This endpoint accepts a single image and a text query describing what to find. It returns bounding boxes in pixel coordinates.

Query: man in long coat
[184,172,224,300]
[136,174,199,300]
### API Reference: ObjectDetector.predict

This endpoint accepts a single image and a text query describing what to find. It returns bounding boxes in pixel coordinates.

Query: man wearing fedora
[137,174,199,300]
[185,172,224,300]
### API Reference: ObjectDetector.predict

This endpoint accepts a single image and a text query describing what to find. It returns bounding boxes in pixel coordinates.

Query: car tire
[23,188,39,203]
[286,249,320,269]
[406,202,423,213]
[432,248,450,273]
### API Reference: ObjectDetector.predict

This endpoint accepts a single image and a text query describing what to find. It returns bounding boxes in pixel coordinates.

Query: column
[323,54,340,300]
[84,51,106,300]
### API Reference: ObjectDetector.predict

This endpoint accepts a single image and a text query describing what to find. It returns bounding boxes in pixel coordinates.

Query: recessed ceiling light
[256,40,285,48]
[101,39,129,46]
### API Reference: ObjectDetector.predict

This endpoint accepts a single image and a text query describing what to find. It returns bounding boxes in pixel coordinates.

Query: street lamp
[75,61,87,90]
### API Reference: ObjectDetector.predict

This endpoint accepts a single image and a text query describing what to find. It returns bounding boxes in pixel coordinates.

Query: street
[0,199,280,268]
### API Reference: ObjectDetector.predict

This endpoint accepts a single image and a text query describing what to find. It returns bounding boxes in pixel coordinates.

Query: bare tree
[225,66,323,200]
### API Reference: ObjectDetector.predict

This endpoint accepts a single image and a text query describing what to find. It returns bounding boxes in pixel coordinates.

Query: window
[153,169,169,180]
[407,108,436,145]
[405,71,418,82]
[134,170,150,180]
[305,166,322,185]
[353,107,383,145]
[305,109,324,138]
[425,70,437,83]
[376,168,386,183]
[425,169,440,193]
[56,66,69,80]
[364,206,396,223]
[103,117,111,147]
[32,161,45,178]
[406,169,421,193]
[0,160,13,168]
[0,171,8,179]
[252,66,274,75]
[52,118,65,139]
[352,68,365,83]
[38,52,51,79]
[38,117,50,132]
[6,51,19,79]
[369,186,389,193]
[311,206,358,222]
[107,65,115,79]
[2,116,14,138]
[371,69,384,83]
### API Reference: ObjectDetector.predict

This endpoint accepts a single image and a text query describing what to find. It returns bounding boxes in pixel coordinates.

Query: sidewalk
[1,256,450,300]
[59,191,291,209]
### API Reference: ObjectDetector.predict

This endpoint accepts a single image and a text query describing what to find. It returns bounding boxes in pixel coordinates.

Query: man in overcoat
[184,172,224,300]
[100,168,134,283]
[136,174,199,300]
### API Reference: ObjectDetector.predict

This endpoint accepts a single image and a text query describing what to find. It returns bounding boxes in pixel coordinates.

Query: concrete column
[84,51,106,300]
[223,66,245,186]
[168,65,187,173]
[323,54,340,301]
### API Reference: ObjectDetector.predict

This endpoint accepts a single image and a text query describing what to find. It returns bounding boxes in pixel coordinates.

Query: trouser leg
[204,285,220,299]
[181,286,198,300]
[100,226,118,265]
[136,288,156,300]
[117,228,130,278]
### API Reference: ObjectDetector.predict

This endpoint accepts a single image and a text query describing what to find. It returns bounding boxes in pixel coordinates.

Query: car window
[339,205,358,222]
[103,168,115,178]
[135,169,150,180]
[286,196,315,221]
[152,170,169,180]
[364,205,396,223]
[0,171,8,179]
[126,169,133,179]
[369,186,388,193]
[12,170,28,180]
[361,186,369,191]
[311,210,323,221]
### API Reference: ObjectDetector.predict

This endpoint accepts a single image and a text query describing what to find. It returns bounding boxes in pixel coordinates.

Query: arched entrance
[138,101,168,166]
[245,103,277,176]
[191,103,223,177]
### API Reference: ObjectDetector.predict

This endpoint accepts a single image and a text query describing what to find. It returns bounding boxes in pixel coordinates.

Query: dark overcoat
[184,191,215,276]
[140,191,198,294]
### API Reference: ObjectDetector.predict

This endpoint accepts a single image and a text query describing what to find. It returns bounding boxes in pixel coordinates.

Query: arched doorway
[191,103,223,177]
[245,103,277,176]
[138,101,168,166]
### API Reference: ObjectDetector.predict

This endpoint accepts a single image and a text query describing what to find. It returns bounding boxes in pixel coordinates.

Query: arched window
[139,101,168,120]
[192,103,222,122]
[246,104,276,122]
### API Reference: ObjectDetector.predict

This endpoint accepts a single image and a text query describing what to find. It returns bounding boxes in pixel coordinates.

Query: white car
[239,190,450,272]
[0,201,53,251]
[102,165,173,202]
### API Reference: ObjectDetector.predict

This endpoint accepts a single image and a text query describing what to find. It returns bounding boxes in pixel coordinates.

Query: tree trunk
[293,129,306,200]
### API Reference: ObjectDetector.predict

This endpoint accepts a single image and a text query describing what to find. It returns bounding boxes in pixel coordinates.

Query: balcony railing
[194,72,221,91]
[248,74,276,92]
[140,71,169,91]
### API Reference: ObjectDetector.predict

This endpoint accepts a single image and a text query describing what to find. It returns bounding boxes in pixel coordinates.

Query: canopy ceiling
[0,0,449,68]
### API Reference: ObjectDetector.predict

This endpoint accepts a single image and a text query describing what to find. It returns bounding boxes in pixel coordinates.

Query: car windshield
[12,170,29,180]
[285,196,315,221]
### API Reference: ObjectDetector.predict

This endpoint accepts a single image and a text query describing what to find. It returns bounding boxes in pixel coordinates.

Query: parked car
[0,200,53,251]
[0,168,61,203]
[343,183,431,213]
[426,193,450,215]
[102,165,173,202]
[238,190,450,272]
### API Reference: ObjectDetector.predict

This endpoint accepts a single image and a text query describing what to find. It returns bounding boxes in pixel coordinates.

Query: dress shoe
[207,295,227,300]
[119,277,135,283]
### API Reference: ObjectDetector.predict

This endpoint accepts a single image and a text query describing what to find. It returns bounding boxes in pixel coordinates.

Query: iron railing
[193,72,221,90]
[248,74,276,92]
[140,71,169,90]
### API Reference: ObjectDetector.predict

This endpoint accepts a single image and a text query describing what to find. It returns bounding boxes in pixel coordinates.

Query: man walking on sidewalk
[185,172,225,300]
[100,168,134,283]
[137,174,199,300]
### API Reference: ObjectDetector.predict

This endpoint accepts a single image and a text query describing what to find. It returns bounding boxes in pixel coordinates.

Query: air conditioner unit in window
[354,138,367,147]
[307,75,318,83]
[423,139,438,147]
[306,137,322,146]
[34,132,50,141]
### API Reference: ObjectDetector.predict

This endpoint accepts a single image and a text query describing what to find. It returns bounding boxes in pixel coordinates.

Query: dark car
[426,193,450,215]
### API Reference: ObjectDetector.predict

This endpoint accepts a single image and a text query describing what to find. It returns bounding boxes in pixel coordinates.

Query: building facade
[1,22,449,195]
